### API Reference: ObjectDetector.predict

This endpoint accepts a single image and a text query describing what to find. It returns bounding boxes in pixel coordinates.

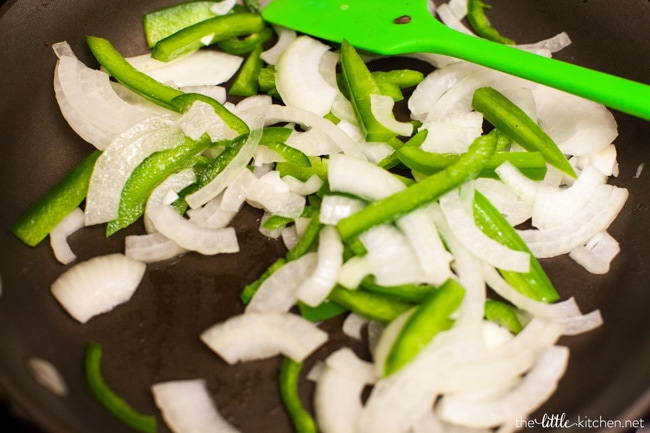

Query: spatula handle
[421,27,650,121]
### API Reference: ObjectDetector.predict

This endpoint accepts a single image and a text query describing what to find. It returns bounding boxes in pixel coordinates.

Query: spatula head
[261,0,437,55]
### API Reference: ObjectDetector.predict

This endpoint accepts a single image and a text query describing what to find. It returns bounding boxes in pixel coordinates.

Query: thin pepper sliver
[327,285,414,324]
[10,150,101,247]
[467,0,515,45]
[229,43,264,97]
[472,189,559,303]
[84,342,157,433]
[472,86,576,178]
[484,299,523,334]
[337,131,497,242]
[279,357,318,433]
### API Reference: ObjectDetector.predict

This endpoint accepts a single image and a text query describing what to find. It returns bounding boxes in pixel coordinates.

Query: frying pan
[0,0,648,432]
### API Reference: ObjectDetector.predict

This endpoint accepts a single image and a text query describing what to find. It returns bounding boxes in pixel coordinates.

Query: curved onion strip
[494,161,540,204]
[342,313,368,340]
[276,35,338,117]
[369,94,414,137]
[50,253,146,323]
[50,207,85,265]
[246,253,317,314]
[296,226,344,306]
[244,171,306,219]
[27,357,69,397]
[474,178,532,226]
[239,105,365,159]
[437,345,569,428]
[568,230,620,275]
[126,50,243,87]
[84,114,182,225]
[261,25,297,65]
[419,111,484,153]
[439,188,530,272]
[337,256,375,289]
[328,153,405,200]
[319,195,365,226]
[186,194,238,229]
[519,185,628,258]
[210,0,236,15]
[200,312,328,364]
[152,379,240,433]
[124,232,186,263]
[517,32,572,54]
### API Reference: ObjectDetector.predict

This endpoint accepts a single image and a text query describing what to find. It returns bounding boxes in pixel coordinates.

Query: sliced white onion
[125,50,243,87]
[436,3,476,36]
[180,85,227,103]
[337,256,375,289]
[49,207,85,265]
[569,230,620,275]
[84,114,183,225]
[51,253,146,323]
[518,184,628,258]
[233,94,273,114]
[494,161,540,205]
[275,35,338,117]
[152,379,240,433]
[573,143,619,177]
[328,153,405,200]
[179,100,234,142]
[296,226,344,306]
[319,194,366,225]
[260,25,297,65]
[124,232,186,263]
[342,313,368,340]
[369,94,414,137]
[200,312,328,364]
[187,193,238,229]
[281,174,324,196]
[439,187,530,272]
[437,345,569,428]
[517,32,572,54]
[474,178,533,226]
[246,253,317,314]
[210,0,236,15]
[419,111,484,154]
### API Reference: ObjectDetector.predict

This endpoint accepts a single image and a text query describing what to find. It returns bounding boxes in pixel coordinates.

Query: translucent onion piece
[27,357,68,397]
[152,379,240,433]
[474,178,532,226]
[246,253,317,314]
[573,143,619,177]
[337,256,375,289]
[437,345,569,428]
[495,161,540,205]
[439,188,530,272]
[210,0,236,15]
[179,100,232,142]
[419,111,484,154]
[50,207,85,265]
[126,50,243,87]
[50,253,146,323]
[319,195,366,226]
[517,32,572,54]
[84,114,182,225]
[244,171,306,219]
[518,184,628,258]
[186,194,238,229]
[276,35,338,117]
[282,174,324,196]
[369,94,414,137]
[533,86,618,156]
[125,232,186,263]
[260,25,297,65]
[569,231,620,275]
[436,3,476,36]
[328,153,405,200]
[296,226,344,306]
[342,313,368,340]
[200,312,328,364]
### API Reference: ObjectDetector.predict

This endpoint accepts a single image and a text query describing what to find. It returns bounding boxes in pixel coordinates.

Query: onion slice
[50,207,85,265]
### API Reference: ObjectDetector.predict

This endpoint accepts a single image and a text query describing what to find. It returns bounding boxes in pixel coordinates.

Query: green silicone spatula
[262,0,650,121]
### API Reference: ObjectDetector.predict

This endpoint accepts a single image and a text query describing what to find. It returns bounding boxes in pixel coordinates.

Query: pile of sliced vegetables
[9,0,629,432]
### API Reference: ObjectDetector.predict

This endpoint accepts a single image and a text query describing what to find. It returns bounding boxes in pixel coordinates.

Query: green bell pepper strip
[359,276,437,303]
[298,299,348,322]
[397,147,547,180]
[467,0,515,45]
[337,131,497,242]
[151,12,265,62]
[172,93,250,135]
[472,189,559,302]
[229,43,264,97]
[262,214,294,231]
[340,40,400,142]
[279,357,318,433]
[197,133,249,188]
[384,278,465,376]
[87,36,183,112]
[106,134,212,236]
[258,65,281,99]
[10,150,101,247]
[259,127,311,167]
[484,299,523,334]
[276,157,328,182]
[472,86,576,178]
[143,1,220,48]
[372,69,425,102]
[84,342,157,433]
[217,26,274,54]
[327,286,414,324]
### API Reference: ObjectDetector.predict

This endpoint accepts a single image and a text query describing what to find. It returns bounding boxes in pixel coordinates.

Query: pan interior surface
[0,1,648,432]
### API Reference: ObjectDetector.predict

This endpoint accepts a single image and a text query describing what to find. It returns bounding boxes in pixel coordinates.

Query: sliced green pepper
[258,65,281,99]
[360,276,437,303]
[340,40,400,142]
[285,211,323,261]
[151,12,265,62]
[229,43,264,97]
[397,147,547,180]
[279,357,318,433]
[298,299,348,322]
[106,134,212,236]
[384,278,465,376]
[217,26,274,54]
[143,1,220,48]
[197,133,249,188]
[467,0,515,45]
[372,69,424,102]
[472,86,576,178]
[327,286,414,324]
[337,131,497,242]
[276,157,328,182]
[84,342,157,433]
[472,190,559,302]
[10,150,101,247]
[172,92,249,135]
[484,299,523,334]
